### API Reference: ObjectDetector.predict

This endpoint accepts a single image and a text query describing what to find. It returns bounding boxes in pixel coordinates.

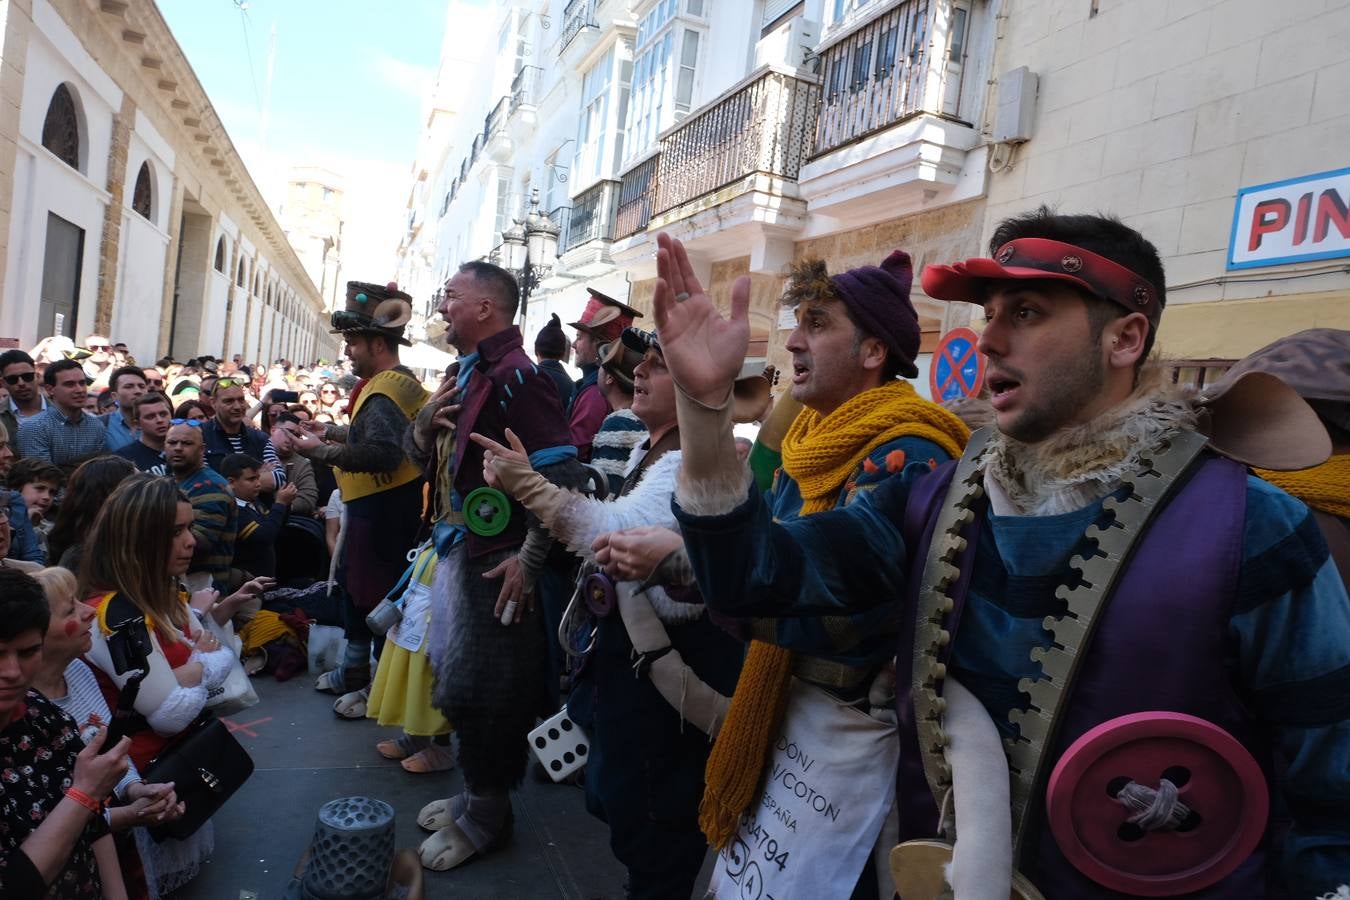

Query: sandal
[376,734,429,760]
[401,744,456,774]
[333,687,369,719]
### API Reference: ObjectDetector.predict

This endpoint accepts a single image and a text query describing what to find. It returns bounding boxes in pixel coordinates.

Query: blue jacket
[8,491,42,563]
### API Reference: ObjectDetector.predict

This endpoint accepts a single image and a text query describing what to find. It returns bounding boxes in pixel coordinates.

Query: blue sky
[158,0,454,279]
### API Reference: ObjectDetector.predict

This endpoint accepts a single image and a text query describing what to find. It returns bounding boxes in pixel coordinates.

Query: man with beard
[165,421,237,593]
[407,260,583,873]
[567,289,640,462]
[0,350,49,448]
[657,212,1350,898]
[288,282,428,719]
[100,365,147,452]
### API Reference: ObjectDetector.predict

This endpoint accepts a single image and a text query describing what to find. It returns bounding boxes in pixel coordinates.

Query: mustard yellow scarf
[699,381,969,848]
[1257,454,1350,519]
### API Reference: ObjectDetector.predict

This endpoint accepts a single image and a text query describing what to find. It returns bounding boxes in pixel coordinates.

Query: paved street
[176,673,663,899]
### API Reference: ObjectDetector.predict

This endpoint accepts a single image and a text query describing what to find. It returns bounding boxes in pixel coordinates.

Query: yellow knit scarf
[1256,454,1350,518]
[699,380,970,848]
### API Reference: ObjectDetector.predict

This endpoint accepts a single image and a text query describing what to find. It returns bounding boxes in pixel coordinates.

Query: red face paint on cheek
[64,619,79,637]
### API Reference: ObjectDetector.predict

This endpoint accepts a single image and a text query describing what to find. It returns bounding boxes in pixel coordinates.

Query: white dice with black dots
[528,708,590,782]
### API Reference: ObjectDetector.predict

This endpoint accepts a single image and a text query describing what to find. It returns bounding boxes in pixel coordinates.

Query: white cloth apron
[708,678,899,899]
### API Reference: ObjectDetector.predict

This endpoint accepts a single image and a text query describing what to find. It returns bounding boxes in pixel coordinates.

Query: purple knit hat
[830,250,920,379]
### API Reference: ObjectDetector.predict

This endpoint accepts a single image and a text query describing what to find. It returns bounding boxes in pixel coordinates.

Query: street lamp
[500,187,560,325]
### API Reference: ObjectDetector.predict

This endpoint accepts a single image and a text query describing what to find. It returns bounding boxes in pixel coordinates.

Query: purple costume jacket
[899,454,1275,898]
[430,326,575,560]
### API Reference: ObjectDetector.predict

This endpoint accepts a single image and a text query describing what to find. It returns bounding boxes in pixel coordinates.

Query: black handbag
[141,718,254,841]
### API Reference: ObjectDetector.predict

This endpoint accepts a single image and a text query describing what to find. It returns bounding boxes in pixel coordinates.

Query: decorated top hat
[330,281,414,347]
[568,288,642,343]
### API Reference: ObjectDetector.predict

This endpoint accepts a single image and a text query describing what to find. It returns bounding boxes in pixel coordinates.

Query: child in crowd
[222,452,297,585]
[9,457,63,560]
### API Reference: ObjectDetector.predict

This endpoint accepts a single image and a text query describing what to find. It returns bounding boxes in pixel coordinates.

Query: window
[875,26,898,76]
[236,258,247,288]
[131,162,153,220]
[494,174,512,238]
[214,236,226,273]
[828,54,848,98]
[322,187,334,203]
[41,84,81,170]
[675,30,700,112]
[949,6,969,58]
[832,0,846,22]
[575,45,615,181]
[851,39,872,90]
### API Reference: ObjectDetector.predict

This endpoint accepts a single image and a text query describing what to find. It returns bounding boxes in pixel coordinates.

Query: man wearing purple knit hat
[627,235,970,898]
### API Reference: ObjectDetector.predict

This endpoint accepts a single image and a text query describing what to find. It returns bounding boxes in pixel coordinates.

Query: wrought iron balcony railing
[563,180,617,252]
[547,205,573,251]
[651,68,821,217]
[510,66,543,113]
[484,97,510,141]
[561,0,597,53]
[812,0,933,157]
[614,153,659,240]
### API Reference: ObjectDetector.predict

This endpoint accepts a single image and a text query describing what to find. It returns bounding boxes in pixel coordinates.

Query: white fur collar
[983,369,1199,516]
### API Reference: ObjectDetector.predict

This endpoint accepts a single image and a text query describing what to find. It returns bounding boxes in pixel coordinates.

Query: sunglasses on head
[3,372,35,385]
[170,418,203,426]
[214,378,244,390]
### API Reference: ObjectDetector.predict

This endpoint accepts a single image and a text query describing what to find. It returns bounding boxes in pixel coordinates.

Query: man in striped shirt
[166,422,237,593]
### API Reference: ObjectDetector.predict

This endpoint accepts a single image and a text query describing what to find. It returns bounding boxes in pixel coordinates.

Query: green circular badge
[463,486,511,537]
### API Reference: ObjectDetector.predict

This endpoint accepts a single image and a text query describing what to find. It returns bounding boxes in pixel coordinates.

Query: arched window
[236,258,246,288]
[131,162,153,220]
[253,272,261,296]
[41,84,80,170]
[214,236,226,272]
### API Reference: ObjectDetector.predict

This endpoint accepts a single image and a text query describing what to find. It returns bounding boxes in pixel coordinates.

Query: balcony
[813,0,933,157]
[563,180,617,252]
[560,0,597,54]
[510,66,542,114]
[485,96,512,161]
[614,153,658,240]
[798,0,985,223]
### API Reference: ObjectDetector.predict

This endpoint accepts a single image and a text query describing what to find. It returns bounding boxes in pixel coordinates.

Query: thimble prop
[301,797,397,900]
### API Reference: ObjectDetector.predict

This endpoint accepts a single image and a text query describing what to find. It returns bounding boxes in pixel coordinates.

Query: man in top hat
[568,289,640,462]
[288,280,430,718]
[657,210,1350,898]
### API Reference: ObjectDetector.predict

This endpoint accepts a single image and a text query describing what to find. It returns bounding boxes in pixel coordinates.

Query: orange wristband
[65,787,102,815]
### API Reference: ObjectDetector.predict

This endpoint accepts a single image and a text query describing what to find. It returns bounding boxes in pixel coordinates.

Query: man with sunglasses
[0,350,49,453]
[81,334,115,386]
[201,377,286,494]
[17,359,107,477]
[142,367,165,392]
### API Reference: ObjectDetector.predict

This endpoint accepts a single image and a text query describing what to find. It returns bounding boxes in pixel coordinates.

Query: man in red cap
[567,288,640,461]
[655,209,1350,898]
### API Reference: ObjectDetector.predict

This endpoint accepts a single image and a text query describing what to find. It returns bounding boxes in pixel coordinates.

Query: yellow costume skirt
[367,641,451,737]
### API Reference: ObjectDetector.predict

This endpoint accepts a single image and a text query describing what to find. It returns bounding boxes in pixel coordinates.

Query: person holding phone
[0,566,131,900]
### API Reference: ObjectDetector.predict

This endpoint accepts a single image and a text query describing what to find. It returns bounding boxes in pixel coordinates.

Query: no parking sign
[929,327,985,402]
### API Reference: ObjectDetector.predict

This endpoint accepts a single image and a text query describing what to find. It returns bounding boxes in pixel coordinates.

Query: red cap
[921,238,1162,327]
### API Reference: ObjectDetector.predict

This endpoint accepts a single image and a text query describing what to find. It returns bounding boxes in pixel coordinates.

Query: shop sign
[1228,167,1350,269]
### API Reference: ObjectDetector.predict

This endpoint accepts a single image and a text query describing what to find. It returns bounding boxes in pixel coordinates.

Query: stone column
[94,93,136,335]
[156,177,185,359]
[0,0,34,333]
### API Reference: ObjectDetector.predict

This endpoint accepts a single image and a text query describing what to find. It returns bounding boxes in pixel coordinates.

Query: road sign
[929,326,985,401]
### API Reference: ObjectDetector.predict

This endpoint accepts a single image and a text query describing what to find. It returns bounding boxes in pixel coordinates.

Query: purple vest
[896,455,1279,898]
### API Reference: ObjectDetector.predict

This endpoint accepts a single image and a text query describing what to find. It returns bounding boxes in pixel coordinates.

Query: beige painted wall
[983,0,1350,357]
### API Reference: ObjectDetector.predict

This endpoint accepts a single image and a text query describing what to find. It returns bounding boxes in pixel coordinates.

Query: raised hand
[470,428,530,489]
[653,232,750,407]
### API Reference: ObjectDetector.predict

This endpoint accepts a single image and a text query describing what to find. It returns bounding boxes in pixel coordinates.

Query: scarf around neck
[700,379,969,850]
[780,380,970,513]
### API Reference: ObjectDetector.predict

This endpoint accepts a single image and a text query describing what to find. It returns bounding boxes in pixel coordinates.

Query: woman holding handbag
[78,475,243,894]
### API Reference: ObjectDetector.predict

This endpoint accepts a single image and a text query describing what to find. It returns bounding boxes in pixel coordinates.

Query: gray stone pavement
[174,672,664,899]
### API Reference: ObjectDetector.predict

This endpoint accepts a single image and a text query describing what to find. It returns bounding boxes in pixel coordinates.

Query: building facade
[402,0,1349,392]
[280,165,345,317]
[0,0,335,366]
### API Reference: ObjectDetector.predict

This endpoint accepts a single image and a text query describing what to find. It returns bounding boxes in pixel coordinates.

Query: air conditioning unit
[754,15,821,71]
